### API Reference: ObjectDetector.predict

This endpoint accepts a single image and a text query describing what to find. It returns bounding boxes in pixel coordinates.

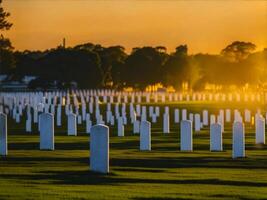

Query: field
[1,102,267,200]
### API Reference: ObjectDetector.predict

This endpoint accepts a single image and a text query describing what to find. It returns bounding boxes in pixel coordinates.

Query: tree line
[1,41,266,90]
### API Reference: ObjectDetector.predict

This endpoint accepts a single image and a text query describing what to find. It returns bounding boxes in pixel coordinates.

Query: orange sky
[2,0,267,54]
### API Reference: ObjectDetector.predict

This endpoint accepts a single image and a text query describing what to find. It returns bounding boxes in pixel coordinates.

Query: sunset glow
[3,0,267,53]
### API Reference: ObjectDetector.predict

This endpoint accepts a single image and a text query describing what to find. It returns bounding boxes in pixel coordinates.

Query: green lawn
[0,103,267,199]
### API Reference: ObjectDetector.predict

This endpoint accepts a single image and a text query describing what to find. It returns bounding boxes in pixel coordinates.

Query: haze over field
[3,0,267,53]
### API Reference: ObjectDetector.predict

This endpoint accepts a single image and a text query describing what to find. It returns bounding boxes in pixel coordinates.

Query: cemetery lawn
[1,103,267,200]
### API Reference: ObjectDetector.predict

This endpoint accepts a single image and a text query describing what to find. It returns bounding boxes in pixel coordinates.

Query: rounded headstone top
[91,124,109,131]
[181,120,192,124]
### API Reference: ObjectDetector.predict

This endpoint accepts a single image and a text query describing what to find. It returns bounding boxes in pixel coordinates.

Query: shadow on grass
[1,155,88,164]
[132,197,193,200]
[8,141,90,150]
[111,156,267,170]
[209,194,253,200]
[1,171,267,188]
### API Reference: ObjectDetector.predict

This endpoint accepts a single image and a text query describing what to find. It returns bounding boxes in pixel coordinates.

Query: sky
[2,0,267,54]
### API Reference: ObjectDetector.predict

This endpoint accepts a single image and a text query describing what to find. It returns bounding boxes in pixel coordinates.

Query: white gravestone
[210,115,216,125]
[90,125,109,174]
[133,120,140,134]
[26,118,32,133]
[140,121,151,151]
[77,115,82,124]
[182,109,187,120]
[244,109,251,123]
[56,106,61,126]
[118,117,124,137]
[256,117,265,144]
[86,114,92,134]
[194,114,201,132]
[232,122,245,158]
[174,109,179,123]
[226,109,231,122]
[0,113,7,156]
[180,120,193,151]
[39,113,54,150]
[163,113,170,134]
[210,123,222,151]
[203,110,208,126]
[68,113,77,136]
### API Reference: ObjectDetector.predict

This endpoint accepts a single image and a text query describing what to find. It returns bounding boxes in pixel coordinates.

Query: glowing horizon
[2,0,267,54]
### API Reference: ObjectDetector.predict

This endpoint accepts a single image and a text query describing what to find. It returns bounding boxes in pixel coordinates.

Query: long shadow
[110,156,267,170]
[8,141,90,150]
[110,140,139,150]
[1,171,266,187]
[2,150,267,170]
[1,155,88,163]
[8,142,39,150]
[209,194,253,200]
[132,197,193,200]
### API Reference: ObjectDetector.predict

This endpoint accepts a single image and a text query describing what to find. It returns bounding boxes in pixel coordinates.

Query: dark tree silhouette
[221,41,256,62]
[163,45,192,89]
[0,0,14,74]
[9,41,267,89]
[123,47,168,89]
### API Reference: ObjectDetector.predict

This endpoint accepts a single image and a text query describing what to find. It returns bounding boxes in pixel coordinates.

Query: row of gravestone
[8,104,266,139]
[1,112,264,174]
[1,97,262,130]
[1,90,265,130]
[1,93,265,141]
[1,91,267,108]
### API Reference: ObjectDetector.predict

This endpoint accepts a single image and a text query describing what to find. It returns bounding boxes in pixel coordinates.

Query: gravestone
[174,109,179,123]
[39,113,54,150]
[189,113,194,122]
[90,124,109,174]
[0,113,7,156]
[210,115,216,125]
[118,117,124,137]
[232,122,245,158]
[140,121,151,151]
[226,109,231,122]
[15,113,20,123]
[56,105,61,126]
[163,113,170,134]
[182,109,187,120]
[152,114,157,123]
[133,120,140,134]
[245,109,251,123]
[194,114,201,132]
[68,113,77,136]
[202,110,208,126]
[180,120,193,151]
[86,114,92,134]
[256,117,265,144]
[33,108,38,123]
[77,115,82,124]
[210,123,222,151]
[26,118,32,133]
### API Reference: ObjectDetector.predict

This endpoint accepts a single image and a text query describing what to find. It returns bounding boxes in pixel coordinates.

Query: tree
[163,45,193,89]
[37,48,102,88]
[0,0,12,30]
[0,0,14,74]
[97,46,127,87]
[123,47,168,88]
[221,41,256,62]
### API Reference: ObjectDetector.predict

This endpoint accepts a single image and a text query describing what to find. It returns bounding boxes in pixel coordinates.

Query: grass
[0,103,267,199]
